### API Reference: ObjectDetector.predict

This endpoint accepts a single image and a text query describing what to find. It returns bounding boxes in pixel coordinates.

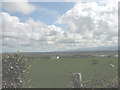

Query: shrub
[2,52,29,88]
[66,71,118,88]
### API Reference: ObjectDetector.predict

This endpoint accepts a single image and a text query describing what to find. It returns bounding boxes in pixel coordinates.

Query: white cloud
[56,0,118,49]
[1,0,118,52]
[1,12,66,52]
[2,0,36,14]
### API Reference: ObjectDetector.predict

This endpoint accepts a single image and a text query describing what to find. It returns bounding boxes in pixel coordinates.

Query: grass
[24,57,118,88]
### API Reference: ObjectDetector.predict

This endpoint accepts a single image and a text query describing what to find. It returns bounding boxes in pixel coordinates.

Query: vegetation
[2,51,29,88]
[25,53,118,88]
[2,51,118,88]
[68,70,118,88]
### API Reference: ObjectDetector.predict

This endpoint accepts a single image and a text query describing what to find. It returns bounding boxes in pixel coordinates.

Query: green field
[24,53,118,88]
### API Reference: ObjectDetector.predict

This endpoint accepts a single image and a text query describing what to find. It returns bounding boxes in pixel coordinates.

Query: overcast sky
[1,0,118,52]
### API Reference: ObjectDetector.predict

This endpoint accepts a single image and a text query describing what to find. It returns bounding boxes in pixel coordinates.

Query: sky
[1,0,119,52]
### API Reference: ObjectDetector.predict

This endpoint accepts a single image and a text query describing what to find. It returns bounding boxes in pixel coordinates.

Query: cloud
[56,0,118,48]
[2,0,36,14]
[1,12,66,52]
[1,0,118,52]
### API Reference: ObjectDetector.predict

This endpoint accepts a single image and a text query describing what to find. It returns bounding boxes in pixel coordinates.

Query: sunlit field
[23,51,118,88]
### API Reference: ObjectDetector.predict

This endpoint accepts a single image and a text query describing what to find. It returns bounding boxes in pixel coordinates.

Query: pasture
[24,51,118,88]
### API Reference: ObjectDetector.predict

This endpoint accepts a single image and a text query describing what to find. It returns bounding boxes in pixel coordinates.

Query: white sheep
[56,56,60,59]
[110,64,115,68]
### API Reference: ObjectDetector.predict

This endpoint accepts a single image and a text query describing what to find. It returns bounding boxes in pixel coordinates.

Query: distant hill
[61,46,118,52]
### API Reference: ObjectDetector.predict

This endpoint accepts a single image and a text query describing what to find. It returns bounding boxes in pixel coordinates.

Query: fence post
[72,73,83,88]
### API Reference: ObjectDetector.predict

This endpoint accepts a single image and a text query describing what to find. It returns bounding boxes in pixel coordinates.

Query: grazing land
[21,51,118,88]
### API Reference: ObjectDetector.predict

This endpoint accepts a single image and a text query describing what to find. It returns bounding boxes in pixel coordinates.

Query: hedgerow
[2,51,29,88]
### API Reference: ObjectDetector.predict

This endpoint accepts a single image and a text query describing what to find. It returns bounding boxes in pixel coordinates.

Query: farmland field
[22,51,118,88]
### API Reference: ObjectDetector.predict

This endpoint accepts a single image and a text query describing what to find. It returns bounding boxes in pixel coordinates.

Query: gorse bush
[2,51,29,88]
